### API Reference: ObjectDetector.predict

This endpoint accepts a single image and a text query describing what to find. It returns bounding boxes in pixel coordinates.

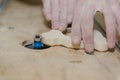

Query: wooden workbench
[0,0,120,80]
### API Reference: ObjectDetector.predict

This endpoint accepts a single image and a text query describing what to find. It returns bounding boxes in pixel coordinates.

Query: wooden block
[41,30,108,51]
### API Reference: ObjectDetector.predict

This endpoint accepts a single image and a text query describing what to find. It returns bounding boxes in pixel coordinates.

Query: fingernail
[108,41,115,49]
[58,23,67,32]
[85,44,94,53]
[72,37,80,48]
[107,36,115,49]
[52,21,59,30]
[59,27,66,32]
[73,37,80,44]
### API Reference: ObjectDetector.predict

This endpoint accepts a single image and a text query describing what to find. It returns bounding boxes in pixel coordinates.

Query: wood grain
[0,1,119,80]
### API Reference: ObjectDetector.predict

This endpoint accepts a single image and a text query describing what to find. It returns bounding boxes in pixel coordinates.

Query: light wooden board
[0,0,120,80]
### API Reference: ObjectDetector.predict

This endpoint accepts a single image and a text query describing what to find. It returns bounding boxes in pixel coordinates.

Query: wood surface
[0,0,120,80]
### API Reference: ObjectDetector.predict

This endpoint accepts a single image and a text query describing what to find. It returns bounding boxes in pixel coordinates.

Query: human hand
[42,0,77,31]
[71,0,120,53]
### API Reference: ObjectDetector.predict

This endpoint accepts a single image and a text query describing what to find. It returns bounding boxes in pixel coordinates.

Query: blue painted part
[33,41,43,49]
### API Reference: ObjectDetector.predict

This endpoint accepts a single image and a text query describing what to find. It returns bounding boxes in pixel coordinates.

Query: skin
[0,0,118,53]
[40,0,120,52]
[71,0,120,52]
[0,0,119,53]
[42,0,77,31]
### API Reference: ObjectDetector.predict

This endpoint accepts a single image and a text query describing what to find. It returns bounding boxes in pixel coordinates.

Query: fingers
[71,1,84,47]
[81,6,95,53]
[71,10,81,47]
[110,0,120,35]
[59,0,67,32]
[67,0,76,23]
[51,0,60,29]
[42,0,51,21]
[103,6,116,49]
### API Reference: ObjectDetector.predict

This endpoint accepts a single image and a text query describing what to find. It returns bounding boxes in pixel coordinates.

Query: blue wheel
[33,41,43,49]
[33,34,43,49]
